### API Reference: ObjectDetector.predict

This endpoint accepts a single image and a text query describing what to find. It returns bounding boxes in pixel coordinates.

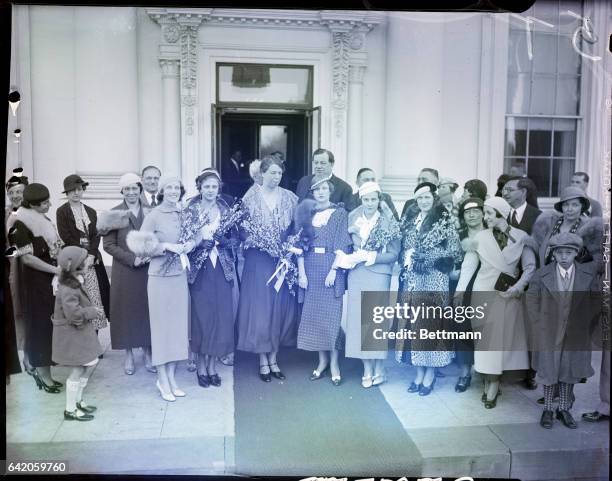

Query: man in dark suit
[502,177,542,235]
[295,148,353,207]
[345,167,399,219]
[140,165,161,207]
[223,150,250,199]
[503,175,542,391]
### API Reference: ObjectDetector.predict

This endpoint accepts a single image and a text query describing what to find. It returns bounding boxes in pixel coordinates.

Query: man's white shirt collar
[557,263,574,279]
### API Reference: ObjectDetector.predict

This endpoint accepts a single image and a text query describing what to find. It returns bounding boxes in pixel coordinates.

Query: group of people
[4,150,609,431]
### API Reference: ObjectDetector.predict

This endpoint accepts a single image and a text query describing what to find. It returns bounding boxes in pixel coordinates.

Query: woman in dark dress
[56,175,110,328]
[236,156,298,382]
[102,173,154,375]
[297,179,351,385]
[186,168,238,388]
[8,183,63,393]
[453,197,485,393]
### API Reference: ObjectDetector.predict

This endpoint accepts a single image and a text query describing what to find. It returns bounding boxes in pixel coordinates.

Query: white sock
[77,378,88,405]
[66,380,80,412]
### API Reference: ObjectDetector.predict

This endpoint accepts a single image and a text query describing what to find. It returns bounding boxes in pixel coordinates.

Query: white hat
[118,172,141,190]
[484,196,511,219]
[358,181,382,198]
[158,174,182,192]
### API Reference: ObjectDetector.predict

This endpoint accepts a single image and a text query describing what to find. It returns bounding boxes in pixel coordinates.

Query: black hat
[458,197,484,218]
[413,182,437,197]
[62,174,89,194]
[5,168,29,191]
[23,183,50,204]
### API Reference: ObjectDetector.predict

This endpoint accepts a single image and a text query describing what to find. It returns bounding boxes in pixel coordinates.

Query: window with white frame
[505,0,584,197]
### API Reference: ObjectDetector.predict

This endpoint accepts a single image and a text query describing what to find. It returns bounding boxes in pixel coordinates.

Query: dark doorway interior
[217,112,308,199]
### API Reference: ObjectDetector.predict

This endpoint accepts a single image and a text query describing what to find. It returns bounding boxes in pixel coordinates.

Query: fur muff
[97,210,130,235]
[126,230,160,258]
[460,237,478,253]
[295,198,317,247]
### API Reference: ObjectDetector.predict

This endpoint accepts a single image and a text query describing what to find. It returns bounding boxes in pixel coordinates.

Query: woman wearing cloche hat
[531,185,603,271]
[56,174,110,334]
[100,173,154,376]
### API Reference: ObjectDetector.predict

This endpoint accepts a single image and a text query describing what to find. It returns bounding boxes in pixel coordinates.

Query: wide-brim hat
[554,186,590,213]
[5,167,29,191]
[62,174,89,194]
[548,232,583,252]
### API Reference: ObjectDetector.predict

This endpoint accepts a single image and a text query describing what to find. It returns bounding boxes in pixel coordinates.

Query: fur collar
[12,207,62,253]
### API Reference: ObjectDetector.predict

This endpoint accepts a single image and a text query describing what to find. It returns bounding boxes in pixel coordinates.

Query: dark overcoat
[525,261,600,385]
[103,202,152,349]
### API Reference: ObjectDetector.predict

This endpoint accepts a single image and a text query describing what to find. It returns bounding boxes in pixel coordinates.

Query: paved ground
[5,322,610,478]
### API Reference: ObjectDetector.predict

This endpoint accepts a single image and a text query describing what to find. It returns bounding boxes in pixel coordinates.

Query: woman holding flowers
[187,168,241,388]
[296,178,352,386]
[343,182,400,388]
[395,182,462,396]
[236,156,298,382]
[127,175,196,402]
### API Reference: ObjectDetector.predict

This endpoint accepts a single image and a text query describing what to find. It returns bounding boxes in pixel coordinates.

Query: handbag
[494,272,517,292]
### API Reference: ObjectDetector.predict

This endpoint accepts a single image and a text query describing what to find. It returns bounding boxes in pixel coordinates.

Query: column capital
[159,58,180,77]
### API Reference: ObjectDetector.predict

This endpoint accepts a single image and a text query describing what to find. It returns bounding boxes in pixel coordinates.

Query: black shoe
[76,402,97,413]
[269,363,285,380]
[523,377,538,390]
[259,365,271,383]
[197,374,211,388]
[32,371,61,394]
[582,411,610,422]
[309,367,328,381]
[455,376,471,393]
[407,382,422,393]
[418,383,435,396]
[64,410,94,421]
[52,380,63,388]
[209,373,221,387]
[556,409,577,429]
[540,410,554,429]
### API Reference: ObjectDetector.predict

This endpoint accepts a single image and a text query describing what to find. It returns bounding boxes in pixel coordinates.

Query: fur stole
[11,206,62,252]
[126,230,160,258]
[532,210,603,253]
[97,210,131,235]
[58,271,83,289]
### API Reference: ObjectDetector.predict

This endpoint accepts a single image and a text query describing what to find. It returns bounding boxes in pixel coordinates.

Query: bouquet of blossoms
[242,217,283,259]
[159,207,210,275]
[362,217,401,251]
[267,228,304,294]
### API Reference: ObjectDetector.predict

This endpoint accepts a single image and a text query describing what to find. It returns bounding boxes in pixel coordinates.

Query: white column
[347,64,365,184]
[160,58,181,175]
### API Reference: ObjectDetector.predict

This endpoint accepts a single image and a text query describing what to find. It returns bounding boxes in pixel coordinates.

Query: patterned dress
[297,207,351,351]
[396,204,462,367]
[236,186,298,353]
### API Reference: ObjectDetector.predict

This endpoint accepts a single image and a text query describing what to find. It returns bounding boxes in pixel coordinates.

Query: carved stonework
[179,25,198,90]
[159,58,180,77]
[349,32,365,50]
[348,65,365,84]
[330,30,350,136]
[163,24,180,43]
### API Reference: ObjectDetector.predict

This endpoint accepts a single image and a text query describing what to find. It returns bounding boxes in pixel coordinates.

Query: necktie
[150,194,157,207]
[562,271,571,291]
[511,210,518,228]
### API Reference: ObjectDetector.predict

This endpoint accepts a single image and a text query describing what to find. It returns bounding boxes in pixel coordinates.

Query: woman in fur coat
[52,246,105,421]
[100,173,154,376]
[531,186,603,271]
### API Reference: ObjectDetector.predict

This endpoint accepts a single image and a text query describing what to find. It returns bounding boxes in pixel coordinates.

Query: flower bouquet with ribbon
[266,228,304,294]
[159,207,210,275]
[242,216,283,259]
[362,216,401,251]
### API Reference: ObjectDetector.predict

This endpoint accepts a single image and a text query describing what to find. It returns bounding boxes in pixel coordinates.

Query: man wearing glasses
[502,177,542,235]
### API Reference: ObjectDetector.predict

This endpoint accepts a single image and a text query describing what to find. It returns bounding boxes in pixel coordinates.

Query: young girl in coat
[52,245,105,421]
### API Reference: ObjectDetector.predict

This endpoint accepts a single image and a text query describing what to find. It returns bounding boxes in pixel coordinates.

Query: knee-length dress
[187,197,237,357]
[297,207,351,351]
[345,207,400,359]
[103,202,151,350]
[139,204,190,366]
[395,205,462,367]
[236,186,298,354]
[8,209,63,368]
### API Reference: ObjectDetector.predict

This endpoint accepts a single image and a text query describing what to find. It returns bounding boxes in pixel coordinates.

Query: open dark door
[305,106,321,174]
[211,103,221,170]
